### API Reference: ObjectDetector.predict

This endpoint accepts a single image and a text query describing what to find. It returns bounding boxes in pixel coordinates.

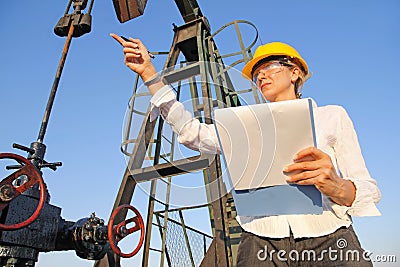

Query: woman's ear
[290,67,300,83]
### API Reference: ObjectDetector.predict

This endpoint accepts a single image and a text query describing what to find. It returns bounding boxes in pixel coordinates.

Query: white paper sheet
[214,98,316,191]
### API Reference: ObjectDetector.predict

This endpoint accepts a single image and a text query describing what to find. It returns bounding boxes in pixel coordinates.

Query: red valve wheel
[107,204,145,258]
[0,153,46,231]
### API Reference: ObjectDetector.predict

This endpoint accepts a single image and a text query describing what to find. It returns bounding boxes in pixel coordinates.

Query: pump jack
[1,0,260,266]
[0,1,145,266]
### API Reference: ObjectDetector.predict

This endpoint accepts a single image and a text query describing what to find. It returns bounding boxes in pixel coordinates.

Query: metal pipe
[64,0,73,15]
[88,0,95,14]
[37,22,74,143]
[179,210,196,267]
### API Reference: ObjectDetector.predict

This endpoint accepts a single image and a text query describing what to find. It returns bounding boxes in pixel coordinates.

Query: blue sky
[1,0,399,266]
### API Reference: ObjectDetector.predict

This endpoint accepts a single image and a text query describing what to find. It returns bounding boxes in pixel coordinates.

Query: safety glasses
[252,61,292,84]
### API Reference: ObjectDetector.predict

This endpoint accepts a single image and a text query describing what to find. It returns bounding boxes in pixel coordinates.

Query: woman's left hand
[284,146,356,206]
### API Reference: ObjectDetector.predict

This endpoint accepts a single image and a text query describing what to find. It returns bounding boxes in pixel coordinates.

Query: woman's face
[252,61,299,102]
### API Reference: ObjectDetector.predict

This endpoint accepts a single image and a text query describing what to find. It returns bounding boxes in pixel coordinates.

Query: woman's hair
[290,58,306,98]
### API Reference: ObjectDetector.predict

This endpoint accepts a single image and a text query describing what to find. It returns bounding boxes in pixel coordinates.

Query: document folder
[214,98,322,216]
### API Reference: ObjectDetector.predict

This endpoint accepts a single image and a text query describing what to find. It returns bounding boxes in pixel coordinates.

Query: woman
[110,33,381,266]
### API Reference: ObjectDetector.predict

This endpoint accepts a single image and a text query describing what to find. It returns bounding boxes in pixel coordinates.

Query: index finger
[110,33,124,46]
[293,146,324,161]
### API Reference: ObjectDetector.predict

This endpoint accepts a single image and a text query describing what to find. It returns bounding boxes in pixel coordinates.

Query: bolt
[120,226,127,234]
[85,223,93,230]
[0,184,15,202]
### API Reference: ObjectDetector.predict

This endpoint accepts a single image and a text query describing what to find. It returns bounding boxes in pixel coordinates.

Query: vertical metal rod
[178,210,195,267]
[122,75,140,155]
[159,177,171,267]
[142,179,157,267]
[155,213,172,267]
[203,235,207,256]
[37,22,75,143]
[159,85,178,267]
[189,77,202,122]
[64,0,73,15]
[233,21,260,104]
[143,118,164,267]
[207,39,224,108]
[88,0,95,14]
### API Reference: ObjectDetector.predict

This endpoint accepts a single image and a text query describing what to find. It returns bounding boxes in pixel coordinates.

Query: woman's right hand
[110,33,158,82]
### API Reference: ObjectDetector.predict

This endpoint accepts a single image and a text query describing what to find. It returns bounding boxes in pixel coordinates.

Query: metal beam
[174,0,202,23]
[129,155,212,183]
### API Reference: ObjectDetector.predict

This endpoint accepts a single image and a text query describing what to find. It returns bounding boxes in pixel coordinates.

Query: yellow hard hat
[242,42,309,80]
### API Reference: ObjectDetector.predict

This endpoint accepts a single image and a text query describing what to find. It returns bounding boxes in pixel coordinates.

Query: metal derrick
[106,1,261,266]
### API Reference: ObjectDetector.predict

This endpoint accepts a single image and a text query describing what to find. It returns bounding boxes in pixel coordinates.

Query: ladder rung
[149,247,163,253]
[163,62,200,84]
[129,155,213,183]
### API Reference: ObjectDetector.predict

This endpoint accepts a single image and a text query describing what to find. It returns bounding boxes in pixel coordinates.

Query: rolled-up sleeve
[149,86,221,154]
[333,106,381,216]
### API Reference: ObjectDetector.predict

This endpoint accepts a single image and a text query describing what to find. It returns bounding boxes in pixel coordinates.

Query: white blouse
[149,85,381,239]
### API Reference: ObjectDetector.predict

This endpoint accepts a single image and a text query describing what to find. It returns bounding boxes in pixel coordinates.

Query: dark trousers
[236,226,372,267]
